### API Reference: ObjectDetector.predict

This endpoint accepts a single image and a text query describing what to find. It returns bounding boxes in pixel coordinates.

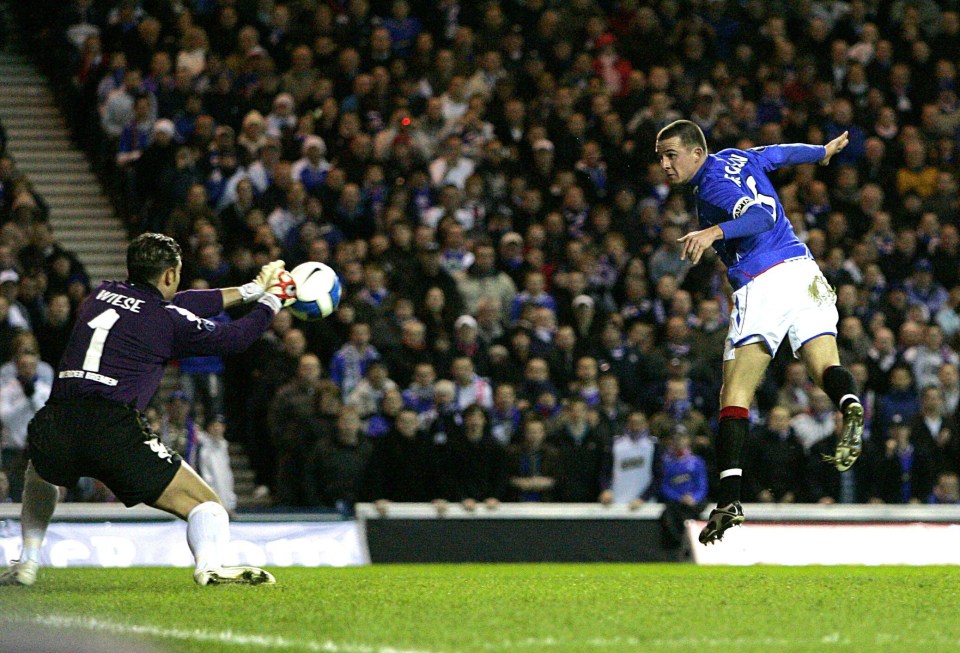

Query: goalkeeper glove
[239,260,286,303]
[256,268,297,314]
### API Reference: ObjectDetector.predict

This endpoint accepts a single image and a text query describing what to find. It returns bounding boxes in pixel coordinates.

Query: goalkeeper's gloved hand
[256,267,297,314]
[239,260,286,303]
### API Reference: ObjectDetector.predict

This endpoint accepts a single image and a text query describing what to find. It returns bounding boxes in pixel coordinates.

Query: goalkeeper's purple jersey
[689,144,826,290]
[51,281,274,411]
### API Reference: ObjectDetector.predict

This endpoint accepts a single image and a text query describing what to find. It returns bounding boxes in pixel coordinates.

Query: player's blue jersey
[689,144,826,290]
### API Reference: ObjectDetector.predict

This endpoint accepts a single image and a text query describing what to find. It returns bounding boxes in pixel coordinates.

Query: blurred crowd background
[3,1,960,521]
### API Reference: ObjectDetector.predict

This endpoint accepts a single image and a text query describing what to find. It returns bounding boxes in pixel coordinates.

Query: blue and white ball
[288,262,342,321]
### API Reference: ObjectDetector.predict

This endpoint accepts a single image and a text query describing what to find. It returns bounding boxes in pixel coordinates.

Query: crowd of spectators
[0,128,95,502]
[4,0,960,513]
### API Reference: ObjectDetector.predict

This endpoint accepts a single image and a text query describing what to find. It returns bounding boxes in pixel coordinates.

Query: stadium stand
[3,0,960,513]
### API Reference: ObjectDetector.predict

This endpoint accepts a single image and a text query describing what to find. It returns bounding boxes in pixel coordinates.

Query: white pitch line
[484,633,960,649]
[484,636,797,649]
[3,615,441,653]
[10,617,960,652]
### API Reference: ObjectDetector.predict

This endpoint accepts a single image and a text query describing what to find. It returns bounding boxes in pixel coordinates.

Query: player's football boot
[698,502,744,545]
[0,559,38,586]
[193,565,276,586]
[822,402,864,472]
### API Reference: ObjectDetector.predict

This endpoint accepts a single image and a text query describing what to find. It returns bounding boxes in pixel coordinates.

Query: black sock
[716,407,749,505]
[822,365,860,411]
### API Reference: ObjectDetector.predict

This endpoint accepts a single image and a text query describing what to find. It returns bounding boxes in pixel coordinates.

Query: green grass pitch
[3,564,960,652]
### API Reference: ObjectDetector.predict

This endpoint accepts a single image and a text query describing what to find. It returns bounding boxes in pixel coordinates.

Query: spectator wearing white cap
[453,315,488,370]
[290,135,330,195]
[237,110,268,163]
[530,139,557,193]
[498,232,525,283]
[265,92,297,138]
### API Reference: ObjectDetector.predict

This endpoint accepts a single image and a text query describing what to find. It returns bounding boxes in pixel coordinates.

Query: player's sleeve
[167,302,273,359]
[702,179,778,241]
[752,144,826,171]
[718,203,776,240]
[171,289,225,318]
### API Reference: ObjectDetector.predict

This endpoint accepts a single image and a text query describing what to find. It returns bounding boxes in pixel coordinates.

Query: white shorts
[724,258,838,361]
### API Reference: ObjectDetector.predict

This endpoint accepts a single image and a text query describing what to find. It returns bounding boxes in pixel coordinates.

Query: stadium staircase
[0,44,264,509]
[0,51,126,283]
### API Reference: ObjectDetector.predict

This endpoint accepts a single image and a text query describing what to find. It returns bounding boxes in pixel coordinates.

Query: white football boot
[0,559,39,586]
[193,566,276,586]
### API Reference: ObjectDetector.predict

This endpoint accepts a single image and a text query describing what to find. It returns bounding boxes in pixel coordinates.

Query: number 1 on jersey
[83,308,120,372]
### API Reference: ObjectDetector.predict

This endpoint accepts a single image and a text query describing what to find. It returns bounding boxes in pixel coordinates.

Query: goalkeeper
[1,233,294,587]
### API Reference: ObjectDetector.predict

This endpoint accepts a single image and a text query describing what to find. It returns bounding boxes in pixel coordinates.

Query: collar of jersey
[689,153,715,192]
[126,280,165,299]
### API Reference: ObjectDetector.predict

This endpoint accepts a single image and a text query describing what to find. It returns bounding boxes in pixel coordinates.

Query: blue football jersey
[688,144,826,290]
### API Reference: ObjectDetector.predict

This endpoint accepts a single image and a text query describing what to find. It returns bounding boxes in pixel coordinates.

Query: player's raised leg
[0,463,58,586]
[699,342,771,545]
[800,335,863,471]
[151,463,275,586]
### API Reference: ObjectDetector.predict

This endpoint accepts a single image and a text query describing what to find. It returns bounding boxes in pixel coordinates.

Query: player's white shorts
[724,257,838,361]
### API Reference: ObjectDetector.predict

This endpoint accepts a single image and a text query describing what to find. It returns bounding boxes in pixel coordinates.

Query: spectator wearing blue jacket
[178,310,229,419]
[659,426,708,549]
[875,365,921,439]
[330,322,381,397]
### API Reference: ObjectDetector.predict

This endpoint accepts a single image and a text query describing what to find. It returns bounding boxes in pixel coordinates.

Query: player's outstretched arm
[820,130,849,166]
[170,261,286,315]
[168,272,296,359]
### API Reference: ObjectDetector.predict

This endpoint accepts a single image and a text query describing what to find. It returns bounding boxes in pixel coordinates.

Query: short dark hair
[656,120,708,153]
[463,404,487,421]
[127,233,182,284]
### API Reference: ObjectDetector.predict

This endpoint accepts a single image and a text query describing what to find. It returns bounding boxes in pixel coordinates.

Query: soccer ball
[287,262,342,321]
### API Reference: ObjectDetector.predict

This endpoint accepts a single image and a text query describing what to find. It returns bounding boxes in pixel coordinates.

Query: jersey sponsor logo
[167,305,216,331]
[95,290,145,313]
[58,370,119,386]
[620,455,647,471]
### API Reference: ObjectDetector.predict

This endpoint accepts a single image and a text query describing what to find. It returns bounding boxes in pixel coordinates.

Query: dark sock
[822,365,860,411]
[716,406,749,505]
